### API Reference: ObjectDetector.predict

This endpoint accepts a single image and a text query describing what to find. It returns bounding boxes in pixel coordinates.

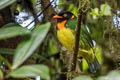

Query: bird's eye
[71,15,75,19]
[63,14,67,17]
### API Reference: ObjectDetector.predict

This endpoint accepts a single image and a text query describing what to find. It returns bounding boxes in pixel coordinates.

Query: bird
[53,11,100,73]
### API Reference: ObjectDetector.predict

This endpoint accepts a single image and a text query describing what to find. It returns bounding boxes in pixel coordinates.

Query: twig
[25,0,54,27]
[72,0,90,71]
[72,10,83,71]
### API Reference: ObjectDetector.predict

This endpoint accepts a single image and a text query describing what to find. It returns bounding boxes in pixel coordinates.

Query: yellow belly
[57,28,94,62]
[57,28,75,52]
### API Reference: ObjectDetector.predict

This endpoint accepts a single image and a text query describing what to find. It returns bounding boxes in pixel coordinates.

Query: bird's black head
[53,11,75,22]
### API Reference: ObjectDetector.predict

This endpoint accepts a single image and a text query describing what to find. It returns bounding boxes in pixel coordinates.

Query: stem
[72,0,90,71]
[25,0,54,27]
[72,10,83,71]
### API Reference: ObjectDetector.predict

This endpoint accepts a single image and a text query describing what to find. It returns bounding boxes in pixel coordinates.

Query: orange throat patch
[57,20,67,30]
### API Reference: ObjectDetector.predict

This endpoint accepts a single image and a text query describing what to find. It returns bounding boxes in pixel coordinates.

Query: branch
[25,0,54,27]
[72,0,90,71]
[72,9,83,71]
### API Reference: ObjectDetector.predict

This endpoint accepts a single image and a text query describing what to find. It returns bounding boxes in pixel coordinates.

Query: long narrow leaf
[12,22,50,69]
[0,23,31,40]
[0,0,16,10]
[9,65,50,80]
[73,75,92,80]
[0,69,3,80]
[0,48,15,55]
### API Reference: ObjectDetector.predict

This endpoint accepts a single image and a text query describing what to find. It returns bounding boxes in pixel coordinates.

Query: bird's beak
[53,14,62,19]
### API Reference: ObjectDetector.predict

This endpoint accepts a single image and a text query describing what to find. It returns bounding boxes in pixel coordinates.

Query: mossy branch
[72,0,90,71]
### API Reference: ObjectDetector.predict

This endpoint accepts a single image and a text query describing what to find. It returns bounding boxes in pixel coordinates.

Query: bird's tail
[86,56,100,73]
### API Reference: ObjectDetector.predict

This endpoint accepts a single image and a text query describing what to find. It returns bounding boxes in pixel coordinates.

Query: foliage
[0,0,16,10]
[8,65,50,79]
[0,0,120,80]
[0,69,3,80]
[0,22,50,79]
[72,70,120,80]
[0,23,30,40]
[12,22,50,69]
[90,3,112,19]
[98,70,120,80]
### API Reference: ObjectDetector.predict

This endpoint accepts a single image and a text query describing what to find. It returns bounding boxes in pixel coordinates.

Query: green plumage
[57,17,100,72]
[66,18,93,50]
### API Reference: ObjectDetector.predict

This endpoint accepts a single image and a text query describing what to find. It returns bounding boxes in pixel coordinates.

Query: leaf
[0,48,15,55]
[8,65,50,79]
[58,0,64,5]
[97,76,108,80]
[90,8,99,16]
[68,4,77,16]
[48,36,60,55]
[107,70,120,80]
[100,4,111,16]
[90,8,99,19]
[0,0,16,10]
[2,23,18,27]
[0,56,11,69]
[12,22,50,69]
[97,70,120,80]
[73,75,93,80]
[0,69,3,80]
[0,23,31,40]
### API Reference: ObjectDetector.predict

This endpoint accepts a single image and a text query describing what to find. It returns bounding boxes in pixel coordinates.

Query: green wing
[66,18,77,30]
[66,18,100,72]
[65,18,94,50]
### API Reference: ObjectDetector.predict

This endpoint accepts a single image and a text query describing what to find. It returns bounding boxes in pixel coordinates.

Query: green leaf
[68,4,77,16]
[97,76,108,80]
[73,75,93,80]
[100,4,111,16]
[0,23,31,40]
[8,65,50,79]
[0,48,15,55]
[2,23,18,27]
[0,0,16,10]
[90,8,99,16]
[58,0,64,5]
[97,70,120,80]
[12,22,50,69]
[0,69,3,80]
[48,36,60,55]
[0,56,11,69]
[90,8,99,19]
